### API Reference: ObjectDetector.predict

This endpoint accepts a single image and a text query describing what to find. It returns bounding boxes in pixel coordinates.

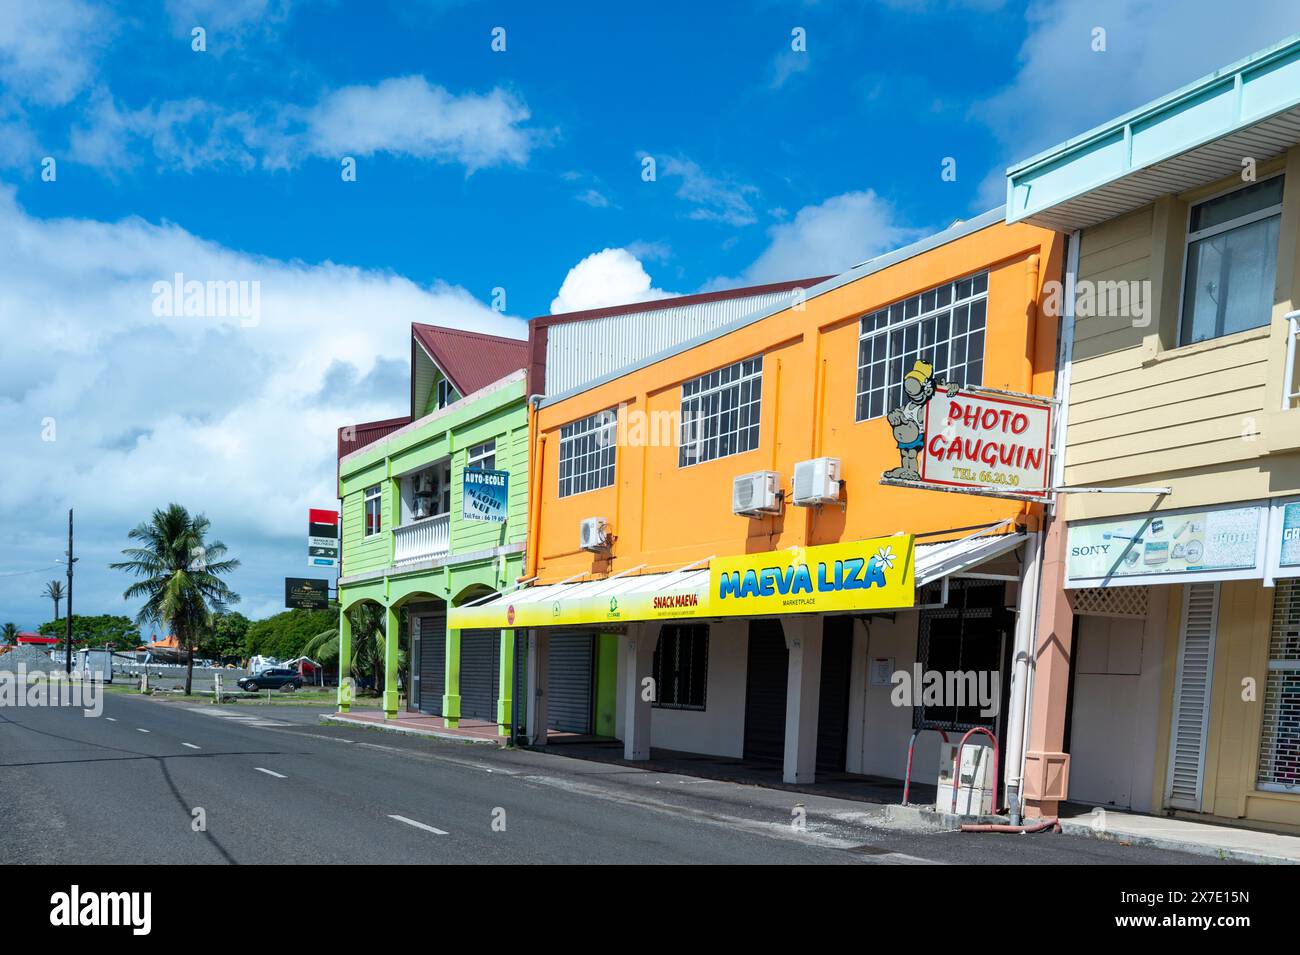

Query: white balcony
[392,514,450,565]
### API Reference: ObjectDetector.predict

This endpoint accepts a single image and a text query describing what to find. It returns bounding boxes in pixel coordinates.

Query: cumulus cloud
[550,248,679,314]
[68,76,545,175]
[0,0,111,107]
[713,190,923,287]
[0,186,523,626]
[644,153,760,227]
[971,0,1300,207]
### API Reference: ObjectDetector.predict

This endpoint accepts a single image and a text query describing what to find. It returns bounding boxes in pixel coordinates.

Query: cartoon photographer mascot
[884,360,958,482]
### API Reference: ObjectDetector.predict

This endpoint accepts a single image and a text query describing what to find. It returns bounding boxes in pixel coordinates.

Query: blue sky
[3,0,1300,631]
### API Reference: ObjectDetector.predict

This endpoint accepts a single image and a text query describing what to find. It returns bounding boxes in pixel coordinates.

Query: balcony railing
[392,514,450,565]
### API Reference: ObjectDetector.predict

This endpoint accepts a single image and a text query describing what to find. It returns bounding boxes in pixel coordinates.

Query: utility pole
[64,508,76,675]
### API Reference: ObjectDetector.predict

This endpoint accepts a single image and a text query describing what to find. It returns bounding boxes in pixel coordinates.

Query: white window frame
[855,272,989,423]
[436,378,457,410]
[1177,173,1285,347]
[558,408,618,498]
[363,484,383,537]
[678,355,763,468]
[467,440,496,472]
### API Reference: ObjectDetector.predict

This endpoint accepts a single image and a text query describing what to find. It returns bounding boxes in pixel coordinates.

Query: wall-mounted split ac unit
[732,470,783,518]
[580,516,611,553]
[791,457,842,506]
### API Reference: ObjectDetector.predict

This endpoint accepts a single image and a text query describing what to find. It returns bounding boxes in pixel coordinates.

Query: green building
[335,324,528,733]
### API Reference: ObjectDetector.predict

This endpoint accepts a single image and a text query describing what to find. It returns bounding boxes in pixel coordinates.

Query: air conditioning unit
[580,517,610,553]
[791,457,842,506]
[732,471,782,518]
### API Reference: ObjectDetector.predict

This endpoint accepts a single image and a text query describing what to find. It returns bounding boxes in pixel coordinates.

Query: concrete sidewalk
[1058,805,1300,864]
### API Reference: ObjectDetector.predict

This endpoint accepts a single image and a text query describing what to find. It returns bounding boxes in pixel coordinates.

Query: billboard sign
[463,469,509,522]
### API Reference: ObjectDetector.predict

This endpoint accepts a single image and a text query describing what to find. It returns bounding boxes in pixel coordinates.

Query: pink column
[1023,513,1073,818]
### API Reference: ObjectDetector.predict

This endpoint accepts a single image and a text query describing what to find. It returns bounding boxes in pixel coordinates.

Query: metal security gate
[816,616,854,773]
[459,629,501,723]
[415,614,446,717]
[548,633,594,733]
[1165,582,1220,811]
[743,620,788,763]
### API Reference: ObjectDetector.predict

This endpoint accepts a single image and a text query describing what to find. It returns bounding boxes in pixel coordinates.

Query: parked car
[238,668,302,692]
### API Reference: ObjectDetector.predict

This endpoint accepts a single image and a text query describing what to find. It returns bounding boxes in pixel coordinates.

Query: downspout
[522,395,546,582]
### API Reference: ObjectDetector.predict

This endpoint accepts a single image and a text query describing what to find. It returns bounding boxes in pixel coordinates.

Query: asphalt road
[0,692,1222,865]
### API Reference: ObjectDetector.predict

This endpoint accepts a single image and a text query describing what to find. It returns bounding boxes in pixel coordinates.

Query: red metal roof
[16,633,58,644]
[411,324,528,398]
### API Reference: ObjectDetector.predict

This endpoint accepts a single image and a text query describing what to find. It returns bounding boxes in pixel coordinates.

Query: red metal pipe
[902,728,948,805]
[960,818,1060,834]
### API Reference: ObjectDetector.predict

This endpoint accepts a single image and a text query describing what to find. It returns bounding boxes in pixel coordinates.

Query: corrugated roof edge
[1005,32,1300,177]
[537,206,1007,409]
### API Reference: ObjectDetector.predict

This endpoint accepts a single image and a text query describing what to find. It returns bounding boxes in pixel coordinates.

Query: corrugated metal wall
[545,291,796,395]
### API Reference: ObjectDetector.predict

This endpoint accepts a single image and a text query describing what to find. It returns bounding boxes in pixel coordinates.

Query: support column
[337,605,352,713]
[623,622,661,761]
[496,629,514,737]
[526,629,549,746]
[783,615,823,784]
[382,604,400,719]
[1023,515,1073,818]
[443,624,462,728]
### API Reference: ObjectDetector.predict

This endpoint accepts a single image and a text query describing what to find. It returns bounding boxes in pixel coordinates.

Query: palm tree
[43,580,65,621]
[302,604,406,694]
[110,503,240,696]
[2,622,17,645]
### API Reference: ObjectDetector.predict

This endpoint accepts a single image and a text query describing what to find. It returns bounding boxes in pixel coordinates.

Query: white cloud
[715,190,923,287]
[972,0,1300,207]
[550,248,679,314]
[768,50,811,90]
[68,76,544,175]
[0,186,523,628]
[574,188,612,208]
[645,153,760,227]
[164,0,290,37]
[0,0,110,107]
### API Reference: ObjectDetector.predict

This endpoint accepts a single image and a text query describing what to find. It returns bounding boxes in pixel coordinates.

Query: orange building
[454,209,1063,803]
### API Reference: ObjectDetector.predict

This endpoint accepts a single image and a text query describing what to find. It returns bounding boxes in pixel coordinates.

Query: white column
[783,615,823,784]
[526,629,549,746]
[623,622,661,760]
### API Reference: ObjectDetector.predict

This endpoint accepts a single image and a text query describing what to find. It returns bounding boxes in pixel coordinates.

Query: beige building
[1007,36,1300,830]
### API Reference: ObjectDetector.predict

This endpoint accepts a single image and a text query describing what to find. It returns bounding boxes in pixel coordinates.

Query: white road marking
[388,814,448,835]
[254,767,286,778]
[182,743,200,749]
[105,717,117,722]
[136,728,150,733]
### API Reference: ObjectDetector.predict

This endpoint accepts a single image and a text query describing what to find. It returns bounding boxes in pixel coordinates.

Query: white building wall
[852,611,941,780]
[614,619,749,758]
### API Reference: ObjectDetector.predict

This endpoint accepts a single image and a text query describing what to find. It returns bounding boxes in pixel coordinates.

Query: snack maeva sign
[879,360,1051,500]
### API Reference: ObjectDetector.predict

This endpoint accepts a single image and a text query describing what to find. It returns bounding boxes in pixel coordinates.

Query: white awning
[914,532,1026,586]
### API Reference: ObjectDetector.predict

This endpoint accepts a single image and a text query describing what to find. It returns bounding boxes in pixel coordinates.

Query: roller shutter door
[816,616,854,773]
[416,614,446,717]
[548,633,594,733]
[459,629,501,722]
[743,620,788,763]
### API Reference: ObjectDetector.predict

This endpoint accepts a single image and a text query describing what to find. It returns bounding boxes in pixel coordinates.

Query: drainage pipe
[960,818,1060,834]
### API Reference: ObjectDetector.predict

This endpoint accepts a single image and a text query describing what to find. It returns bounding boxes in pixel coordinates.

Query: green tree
[243,607,338,661]
[42,580,65,621]
[36,614,140,648]
[203,610,250,662]
[2,622,17,645]
[110,503,240,695]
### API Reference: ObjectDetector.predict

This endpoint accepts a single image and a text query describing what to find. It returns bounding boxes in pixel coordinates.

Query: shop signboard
[285,577,330,610]
[449,535,916,629]
[462,468,509,522]
[1065,505,1265,587]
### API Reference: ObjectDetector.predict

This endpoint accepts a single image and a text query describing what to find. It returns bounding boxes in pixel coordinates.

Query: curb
[320,713,503,746]
[1057,819,1291,865]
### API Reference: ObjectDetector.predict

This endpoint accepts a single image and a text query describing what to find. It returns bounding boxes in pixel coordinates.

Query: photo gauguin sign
[880,360,1051,500]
